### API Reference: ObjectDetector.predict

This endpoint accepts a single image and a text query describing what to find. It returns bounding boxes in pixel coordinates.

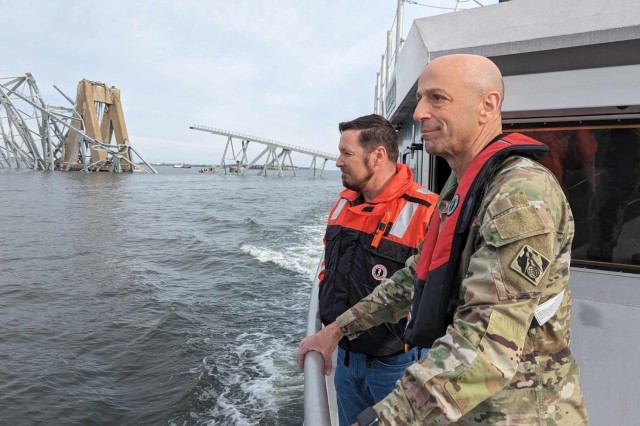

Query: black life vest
[319,165,436,356]
[404,133,549,348]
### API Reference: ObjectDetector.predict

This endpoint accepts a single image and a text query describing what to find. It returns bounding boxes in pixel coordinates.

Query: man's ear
[372,146,387,165]
[479,91,501,124]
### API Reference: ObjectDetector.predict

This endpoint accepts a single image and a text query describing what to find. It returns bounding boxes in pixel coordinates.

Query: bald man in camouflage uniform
[298,54,588,425]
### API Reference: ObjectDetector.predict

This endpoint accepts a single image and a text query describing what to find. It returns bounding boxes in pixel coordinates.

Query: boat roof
[389,0,640,122]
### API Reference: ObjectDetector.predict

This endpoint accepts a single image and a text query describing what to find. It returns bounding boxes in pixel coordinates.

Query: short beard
[341,167,375,193]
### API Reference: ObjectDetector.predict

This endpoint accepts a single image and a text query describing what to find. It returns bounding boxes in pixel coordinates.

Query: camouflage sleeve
[373,161,566,423]
[335,248,419,339]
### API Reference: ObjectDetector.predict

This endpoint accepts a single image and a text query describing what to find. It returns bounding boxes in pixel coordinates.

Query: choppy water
[0,166,342,425]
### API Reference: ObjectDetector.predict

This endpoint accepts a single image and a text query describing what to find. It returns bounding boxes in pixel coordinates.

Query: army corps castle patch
[511,245,550,286]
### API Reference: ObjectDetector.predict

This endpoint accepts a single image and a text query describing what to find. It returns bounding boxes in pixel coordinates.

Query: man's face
[412,61,480,162]
[336,130,375,192]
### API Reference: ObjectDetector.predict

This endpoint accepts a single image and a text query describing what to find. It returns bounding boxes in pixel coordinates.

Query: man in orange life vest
[301,114,437,425]
[298,56,587,425]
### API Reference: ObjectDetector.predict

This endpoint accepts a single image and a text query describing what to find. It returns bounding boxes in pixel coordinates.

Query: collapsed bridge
[190,125,337,177]
[0,74,156,173]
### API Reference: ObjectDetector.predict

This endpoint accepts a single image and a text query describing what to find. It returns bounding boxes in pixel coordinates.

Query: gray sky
[1,0,494,166]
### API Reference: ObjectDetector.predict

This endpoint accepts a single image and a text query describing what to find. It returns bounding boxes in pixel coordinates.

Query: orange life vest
[405,133,549,348]
[319,163,437,356]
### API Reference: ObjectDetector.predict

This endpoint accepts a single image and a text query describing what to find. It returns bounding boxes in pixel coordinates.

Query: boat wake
[239,223,325,279]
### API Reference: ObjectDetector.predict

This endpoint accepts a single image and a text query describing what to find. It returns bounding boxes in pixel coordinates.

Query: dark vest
[319,175,434,356]
[404,133,549,348]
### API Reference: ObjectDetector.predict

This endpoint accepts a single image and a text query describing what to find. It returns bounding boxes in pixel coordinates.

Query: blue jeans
[335,347,427,426]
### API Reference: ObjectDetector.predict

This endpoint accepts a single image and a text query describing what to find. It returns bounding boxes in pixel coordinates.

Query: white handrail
[303,252,335,425]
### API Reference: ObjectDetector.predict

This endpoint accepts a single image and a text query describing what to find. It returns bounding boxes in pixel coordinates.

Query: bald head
[429,54,504,104]
[413,54,505,176]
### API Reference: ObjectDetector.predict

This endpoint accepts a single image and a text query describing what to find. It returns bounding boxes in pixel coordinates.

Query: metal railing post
[303,252,334,426]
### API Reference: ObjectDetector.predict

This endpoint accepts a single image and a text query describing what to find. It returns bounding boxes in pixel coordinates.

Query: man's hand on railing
[297,322,344,375]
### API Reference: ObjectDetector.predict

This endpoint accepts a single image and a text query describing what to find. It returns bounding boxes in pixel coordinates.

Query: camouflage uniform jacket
[335,155,588,425]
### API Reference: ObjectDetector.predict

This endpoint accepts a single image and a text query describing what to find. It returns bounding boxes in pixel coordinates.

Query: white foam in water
[239,244,322,277]
[201,299,307,423]
[240,223,325,278]
[225,332,300,420]
[210,221,324,422]
[213,392,252,426]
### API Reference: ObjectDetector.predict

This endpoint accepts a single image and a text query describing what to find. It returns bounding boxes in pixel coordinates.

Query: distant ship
[173,163,191,169]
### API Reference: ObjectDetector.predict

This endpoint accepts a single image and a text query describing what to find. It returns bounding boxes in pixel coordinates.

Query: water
[0,166,342,425]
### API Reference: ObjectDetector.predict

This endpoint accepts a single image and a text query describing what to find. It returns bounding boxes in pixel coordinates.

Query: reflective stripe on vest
[389,201,420,239]
[330,198,347,221]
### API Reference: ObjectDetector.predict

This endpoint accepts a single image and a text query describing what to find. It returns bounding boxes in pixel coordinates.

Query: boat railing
[303,253,336,425]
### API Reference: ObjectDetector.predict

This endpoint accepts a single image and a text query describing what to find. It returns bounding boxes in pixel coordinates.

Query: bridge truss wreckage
[0,74,156,173]
[189,125,336,177]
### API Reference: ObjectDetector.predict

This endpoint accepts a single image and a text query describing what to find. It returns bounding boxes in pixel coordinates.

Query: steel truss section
[189,124,336,177]
[0,74,156,173]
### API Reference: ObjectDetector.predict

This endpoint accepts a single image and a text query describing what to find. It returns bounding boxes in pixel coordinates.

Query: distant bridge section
[190,125,337,177]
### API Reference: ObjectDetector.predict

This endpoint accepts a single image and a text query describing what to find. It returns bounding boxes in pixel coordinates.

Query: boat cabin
[376,0,640,423]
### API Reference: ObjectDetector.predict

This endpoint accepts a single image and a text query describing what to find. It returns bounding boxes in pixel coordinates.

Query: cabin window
[505,121,640,272]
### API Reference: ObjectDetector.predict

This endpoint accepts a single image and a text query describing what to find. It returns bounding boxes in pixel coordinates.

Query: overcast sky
[1,0,495,166]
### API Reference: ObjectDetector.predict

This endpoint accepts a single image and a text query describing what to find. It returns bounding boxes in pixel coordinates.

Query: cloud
[1,0,494,165]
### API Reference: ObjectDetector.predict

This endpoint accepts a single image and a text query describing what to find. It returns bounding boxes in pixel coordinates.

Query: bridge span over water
[190,125,337,177]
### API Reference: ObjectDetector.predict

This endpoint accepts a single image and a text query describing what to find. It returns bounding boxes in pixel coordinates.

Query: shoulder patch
[446,194,459,216]
[510,245,550,286]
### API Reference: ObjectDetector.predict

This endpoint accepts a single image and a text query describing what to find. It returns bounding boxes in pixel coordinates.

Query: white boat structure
[304,0,640,424]
[173,163,191,168]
